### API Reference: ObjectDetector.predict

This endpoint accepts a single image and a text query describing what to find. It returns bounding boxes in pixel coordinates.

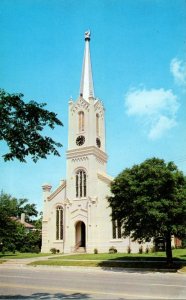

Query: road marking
[0,282,174,299]
[0,274,185,289]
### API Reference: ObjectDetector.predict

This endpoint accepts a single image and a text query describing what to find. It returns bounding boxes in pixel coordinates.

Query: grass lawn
[29,249,186,271]
[49,249,186,261]
[29,259,185,270]
[0,252,52,259]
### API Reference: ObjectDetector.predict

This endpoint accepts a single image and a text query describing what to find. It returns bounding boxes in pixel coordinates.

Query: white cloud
[170,58,186,87]
[125,87,179,140]
[148,115,176,140]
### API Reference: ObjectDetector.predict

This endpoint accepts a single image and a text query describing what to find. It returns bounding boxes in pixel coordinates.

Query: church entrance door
[75,221,86,249]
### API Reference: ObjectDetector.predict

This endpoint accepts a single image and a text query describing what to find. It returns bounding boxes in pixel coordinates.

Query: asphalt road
[0,266,186,299]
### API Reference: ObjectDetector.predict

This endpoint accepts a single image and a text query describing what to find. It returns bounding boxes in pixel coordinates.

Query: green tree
[32,212,42,230]
[16,199,38,221]
[0,192,40,252]
[0,192,22,250]
[0,89,63,162]
[0,208,18,249]
[0,192,38,219]
[108,158,186,264]
[0,192,18,216]
[25,230,41,253]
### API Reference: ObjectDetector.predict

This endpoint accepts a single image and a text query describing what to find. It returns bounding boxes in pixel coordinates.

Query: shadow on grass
[0,292,90,299]
[97,255,186,272]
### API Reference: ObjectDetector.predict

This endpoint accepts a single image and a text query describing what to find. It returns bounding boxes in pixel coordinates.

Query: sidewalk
[0,254,63,268]
[0,255,183,274]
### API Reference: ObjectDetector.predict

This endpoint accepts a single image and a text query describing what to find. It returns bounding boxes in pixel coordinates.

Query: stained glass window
[56,206,63,240]
[76,170,86,198]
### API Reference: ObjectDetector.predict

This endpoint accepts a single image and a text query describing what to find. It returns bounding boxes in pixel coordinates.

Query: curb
[25,264,179,273]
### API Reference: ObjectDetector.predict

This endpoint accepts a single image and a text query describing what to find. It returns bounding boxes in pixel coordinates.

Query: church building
[41,32,148,253]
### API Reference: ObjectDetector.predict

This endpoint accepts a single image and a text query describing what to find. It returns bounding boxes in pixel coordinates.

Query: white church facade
[41,32,150,254]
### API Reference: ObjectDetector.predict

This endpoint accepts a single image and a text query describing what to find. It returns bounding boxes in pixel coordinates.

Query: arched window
[96,113,99,136]
[76,170,86,198]
[78,111,84,132]
[56,206,63,240]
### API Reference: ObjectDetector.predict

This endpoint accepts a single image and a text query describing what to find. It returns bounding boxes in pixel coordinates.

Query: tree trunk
[165,232,173,265]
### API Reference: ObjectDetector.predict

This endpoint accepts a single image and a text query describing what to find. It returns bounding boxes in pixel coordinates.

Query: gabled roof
[11,217,35,229]
[48,180,66,201]
[97,172,113,184]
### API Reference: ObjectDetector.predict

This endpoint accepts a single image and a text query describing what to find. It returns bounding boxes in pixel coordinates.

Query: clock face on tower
[76,135,85,146]
[96,137,101,148]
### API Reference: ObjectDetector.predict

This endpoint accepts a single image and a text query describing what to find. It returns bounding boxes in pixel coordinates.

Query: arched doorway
[75,221,86,249]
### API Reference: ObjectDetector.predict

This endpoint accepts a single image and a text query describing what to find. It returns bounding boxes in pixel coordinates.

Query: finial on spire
[85,30,91,41]
[79,30,94,101]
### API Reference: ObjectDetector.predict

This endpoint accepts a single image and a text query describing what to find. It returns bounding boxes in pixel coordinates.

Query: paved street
[0,264,186,299]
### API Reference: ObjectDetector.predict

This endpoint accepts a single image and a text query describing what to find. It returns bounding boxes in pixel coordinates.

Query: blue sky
[0,0,186,212]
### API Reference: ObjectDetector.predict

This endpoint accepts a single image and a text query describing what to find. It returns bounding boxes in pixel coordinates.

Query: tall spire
[80,31,95,101]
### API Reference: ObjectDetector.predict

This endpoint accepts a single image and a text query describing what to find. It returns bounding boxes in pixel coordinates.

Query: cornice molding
[66,146,108,163]
[72,156,89,163]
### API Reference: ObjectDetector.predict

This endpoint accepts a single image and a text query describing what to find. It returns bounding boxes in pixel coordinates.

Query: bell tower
[66,31,108,201]
[42,31,114,254]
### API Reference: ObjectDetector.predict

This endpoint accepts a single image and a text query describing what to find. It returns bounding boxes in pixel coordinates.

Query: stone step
[76,247,86,253]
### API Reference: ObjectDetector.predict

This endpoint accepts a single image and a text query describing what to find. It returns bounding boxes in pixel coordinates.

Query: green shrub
[7,243,16,253]
[94,248,98,254]
[150,245,156,253]
[31,245,40,253]
[1,246,8,254]
[20,246,30,253]
[127,246,131,254]
[145,246,149,254]
[109,246,117,254]
[139,245,143,254]
[50,248,57,254]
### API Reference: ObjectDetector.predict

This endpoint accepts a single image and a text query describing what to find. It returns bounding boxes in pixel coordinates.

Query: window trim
[76,169,87,198]
[112,219,122,239]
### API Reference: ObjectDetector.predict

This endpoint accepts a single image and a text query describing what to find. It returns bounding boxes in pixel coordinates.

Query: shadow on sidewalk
[0,292,90,299]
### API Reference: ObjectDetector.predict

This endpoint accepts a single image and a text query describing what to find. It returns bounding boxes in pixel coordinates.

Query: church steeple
[79,31,95,101]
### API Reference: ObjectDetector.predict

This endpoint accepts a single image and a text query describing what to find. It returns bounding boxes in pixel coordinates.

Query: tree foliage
[0,192,41,252]
[0,89,63,162]
[0,192,37,220]
[108,158,186,263]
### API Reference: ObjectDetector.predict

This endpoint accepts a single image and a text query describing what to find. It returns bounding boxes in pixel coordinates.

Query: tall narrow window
[76,174,79,197]
[112,220,116,239]
[56,206,63,240]
[78,111,84,132]
[117,220,122,238]
[96,113,99,136]
[112,220,122,239]
[76,170,86,198]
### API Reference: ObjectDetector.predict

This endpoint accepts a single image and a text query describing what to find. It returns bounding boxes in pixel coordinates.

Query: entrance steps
[76,247,86,253]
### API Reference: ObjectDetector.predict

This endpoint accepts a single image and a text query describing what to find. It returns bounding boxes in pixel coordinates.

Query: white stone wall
[41,95,154,254]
